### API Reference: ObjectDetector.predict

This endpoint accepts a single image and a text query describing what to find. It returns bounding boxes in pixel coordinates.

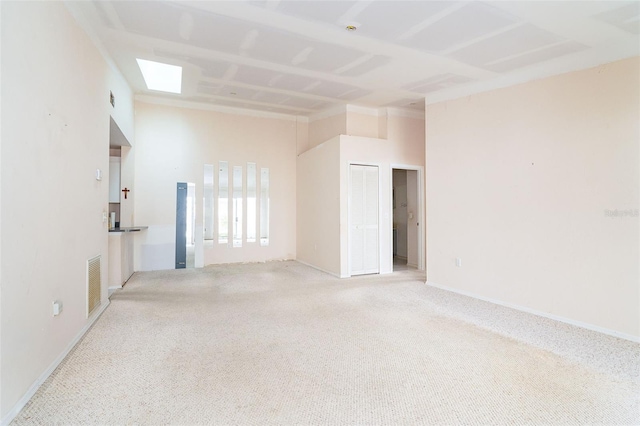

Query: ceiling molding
[346,104,381,117]
[385,107,425,120]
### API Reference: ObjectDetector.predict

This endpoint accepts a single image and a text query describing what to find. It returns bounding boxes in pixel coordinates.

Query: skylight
[136,59,182,94]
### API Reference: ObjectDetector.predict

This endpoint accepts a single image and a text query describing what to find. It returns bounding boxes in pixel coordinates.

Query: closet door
[350,165,379,276]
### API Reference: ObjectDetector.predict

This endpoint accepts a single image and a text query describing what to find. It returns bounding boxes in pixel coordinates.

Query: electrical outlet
[455,258,462,267]
[102,211,108,223]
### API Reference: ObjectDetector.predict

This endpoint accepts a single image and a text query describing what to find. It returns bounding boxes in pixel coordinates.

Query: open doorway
[392,168,421,272]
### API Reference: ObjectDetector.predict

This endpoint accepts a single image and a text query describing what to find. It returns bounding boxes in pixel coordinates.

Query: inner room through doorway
[392,168,419,272]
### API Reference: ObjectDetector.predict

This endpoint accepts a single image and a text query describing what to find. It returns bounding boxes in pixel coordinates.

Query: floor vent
[87,255,101,317]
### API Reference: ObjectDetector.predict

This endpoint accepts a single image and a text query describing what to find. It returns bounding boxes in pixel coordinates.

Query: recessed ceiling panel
[233,65,283,87]
[269,1,357,25]
[593,2,640,34]
[251,31,366,72]
[354,1,454,41]
[269,73,318,92]
[113,2,244,54]
[252,91,292,104]
[485,41,589,73]
[299,80,361,98]
[336,55,392,77]
[404,73,473,94]
[448,24,566,68]
[250,28,315,64]
[198,83,262,100]
[403,2,520,52]
[189,57,229,79]
[337,88,371,101]
[112,1,181,40]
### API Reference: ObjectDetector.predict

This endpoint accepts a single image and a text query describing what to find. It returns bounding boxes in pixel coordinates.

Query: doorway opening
[392,168,421,272]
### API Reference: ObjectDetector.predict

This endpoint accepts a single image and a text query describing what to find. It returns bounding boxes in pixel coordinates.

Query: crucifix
[122,188,130,200]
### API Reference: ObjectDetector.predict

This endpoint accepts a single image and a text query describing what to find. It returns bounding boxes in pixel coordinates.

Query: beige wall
[1,1,134,420]
[388,114,426,156]
[308,112,346,150]
[133,101,297,270]
[339,135,425,277]
[346,112,379,139]
[295,118,310,155]
[426,57,640,339]
[296,137,341,275]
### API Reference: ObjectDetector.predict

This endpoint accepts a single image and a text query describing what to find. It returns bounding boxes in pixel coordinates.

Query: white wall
[133,101,298,271]
[0,1,134,420]
[426,57,639,339]
[296,137,341,275]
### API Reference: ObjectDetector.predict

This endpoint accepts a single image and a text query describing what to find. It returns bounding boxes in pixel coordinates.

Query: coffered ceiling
[67,1,639,117]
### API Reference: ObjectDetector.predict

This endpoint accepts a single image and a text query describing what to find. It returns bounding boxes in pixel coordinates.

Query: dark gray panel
[176,182,187,269]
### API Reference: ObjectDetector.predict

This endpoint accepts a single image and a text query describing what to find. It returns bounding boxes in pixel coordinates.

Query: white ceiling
[67,0,639,117]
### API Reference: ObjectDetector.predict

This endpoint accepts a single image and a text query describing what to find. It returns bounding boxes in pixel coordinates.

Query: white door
[350,165,379,275]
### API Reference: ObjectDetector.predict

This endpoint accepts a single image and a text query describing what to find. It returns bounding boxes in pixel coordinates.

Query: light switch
[53,301,63,316]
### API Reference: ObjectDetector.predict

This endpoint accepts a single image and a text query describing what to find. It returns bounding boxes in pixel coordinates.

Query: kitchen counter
[109,226,148,233]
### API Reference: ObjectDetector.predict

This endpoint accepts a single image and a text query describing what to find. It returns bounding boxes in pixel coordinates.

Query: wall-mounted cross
[122,187,130,200]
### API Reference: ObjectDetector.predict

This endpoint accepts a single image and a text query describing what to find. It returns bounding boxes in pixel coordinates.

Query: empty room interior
[1,1,639,424]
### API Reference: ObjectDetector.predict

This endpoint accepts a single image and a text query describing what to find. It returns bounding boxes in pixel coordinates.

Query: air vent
[87,255,101,317]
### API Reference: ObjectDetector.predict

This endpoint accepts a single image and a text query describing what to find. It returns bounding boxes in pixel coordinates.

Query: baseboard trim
[295,260,342,279]
[1,300,111,426]
[425,281,640,343]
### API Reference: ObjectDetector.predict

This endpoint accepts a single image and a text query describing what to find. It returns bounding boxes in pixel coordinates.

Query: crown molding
[385,107,425,120]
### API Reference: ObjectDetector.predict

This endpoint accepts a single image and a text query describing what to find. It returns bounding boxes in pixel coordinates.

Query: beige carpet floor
[12,261,640,425]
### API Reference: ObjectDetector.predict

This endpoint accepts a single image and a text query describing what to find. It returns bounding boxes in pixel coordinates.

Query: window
[232,165,243,247]
[218,161,228,244]
[246,163,257,243]
[260,168,269,246]
[203,164,214,241]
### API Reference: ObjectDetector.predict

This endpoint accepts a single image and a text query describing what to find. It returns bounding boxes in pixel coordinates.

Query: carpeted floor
[12,261,640,425]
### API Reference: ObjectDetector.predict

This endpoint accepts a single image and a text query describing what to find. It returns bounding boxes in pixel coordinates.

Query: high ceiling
[68,1,639,117]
